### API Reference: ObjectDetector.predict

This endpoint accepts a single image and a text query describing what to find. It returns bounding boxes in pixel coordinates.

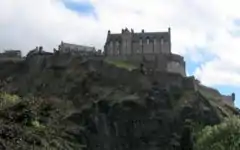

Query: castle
[0,28,235,106]
[104,28,186,76]
[58,41,97,55]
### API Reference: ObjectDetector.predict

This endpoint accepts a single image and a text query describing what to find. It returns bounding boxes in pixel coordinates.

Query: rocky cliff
[0,54,238,150]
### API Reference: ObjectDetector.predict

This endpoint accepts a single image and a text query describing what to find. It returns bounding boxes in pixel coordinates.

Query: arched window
[139,38,143,45]
[175,62,180,66]
[146,37,150,44]
[116,41,119,46]
[154,38,157,45]
[160,37,164,45]
[110,41,113,47]
[136,49,140,54]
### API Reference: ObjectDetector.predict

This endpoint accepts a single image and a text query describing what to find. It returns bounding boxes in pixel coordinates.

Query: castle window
[66,47,70,52]
[139,39,142,45]
[110,41,113,47]
[160,38,164,45]
[146,37,150,44]
[116,41,119,46]
[116,49,120,55]
[154,39,157,45]
[123,40,127,49]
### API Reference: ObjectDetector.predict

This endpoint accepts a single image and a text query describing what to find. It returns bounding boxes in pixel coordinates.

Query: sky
[1,0,240,107]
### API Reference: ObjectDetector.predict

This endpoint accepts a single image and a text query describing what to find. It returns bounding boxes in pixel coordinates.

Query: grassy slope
[104,58,138,71]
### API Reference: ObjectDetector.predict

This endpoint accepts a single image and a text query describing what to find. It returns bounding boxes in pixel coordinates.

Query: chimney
[131,28,134,33]
[108,30,111,35]
[142,29,144,33]
[232,93,235,102]
[168,27,171,39]
[168,27,171,52]
[122,29,124,33]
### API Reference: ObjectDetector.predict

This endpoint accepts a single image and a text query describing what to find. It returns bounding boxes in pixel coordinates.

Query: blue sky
[63,0,95,16]
[0,0,240,107]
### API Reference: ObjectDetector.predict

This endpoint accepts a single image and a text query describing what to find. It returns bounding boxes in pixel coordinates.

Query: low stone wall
[182,76,198,91]
[198,84,221,97]
[167,61,185,76]
[222,94,234,106]
[89,60,187,92]
[106,53,186,76]
[145,70,184,90]
[197,83,235,106]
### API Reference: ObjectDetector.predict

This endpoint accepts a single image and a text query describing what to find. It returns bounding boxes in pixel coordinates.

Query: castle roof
[106,31,170,44]
[132,32,169,42]
[60,42,95,51]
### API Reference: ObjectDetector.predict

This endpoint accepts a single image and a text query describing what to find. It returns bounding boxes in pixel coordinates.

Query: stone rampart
[106,53,186,76]
[90,59,191,92]
[197,84,235,106]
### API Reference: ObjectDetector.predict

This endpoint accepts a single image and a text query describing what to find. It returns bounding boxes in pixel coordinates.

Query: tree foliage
[195,116,240,150]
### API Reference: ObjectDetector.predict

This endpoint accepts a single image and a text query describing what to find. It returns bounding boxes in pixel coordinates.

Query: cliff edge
[0,54,238,150]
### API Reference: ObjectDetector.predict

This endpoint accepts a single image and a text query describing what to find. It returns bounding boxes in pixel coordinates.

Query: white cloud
[0,0,240,87]
[0,0,103,55]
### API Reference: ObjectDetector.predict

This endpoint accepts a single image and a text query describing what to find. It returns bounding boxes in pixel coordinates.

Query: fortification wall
[87,60,151,91]
[106,53,186,76]
[197,84,235,106]
[182,76,198,91]
[222,95,234,106]
[86,59,186,91]
[167,61,185,76]
[145,71,184,90]
[198,84,221,97]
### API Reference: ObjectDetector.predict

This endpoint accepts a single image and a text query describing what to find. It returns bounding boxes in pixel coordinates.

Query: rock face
[67,89,223,150]
[0,54,238,150]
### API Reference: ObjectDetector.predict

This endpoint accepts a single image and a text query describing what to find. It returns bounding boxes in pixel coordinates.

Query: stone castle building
[104,28,186,76]
[0,50,22,58]
[58,41,96,55]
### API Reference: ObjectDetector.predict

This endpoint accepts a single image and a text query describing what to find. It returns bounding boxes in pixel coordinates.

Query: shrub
[0,92,20,109]
[195,116,240,150]
[31,120,46,130]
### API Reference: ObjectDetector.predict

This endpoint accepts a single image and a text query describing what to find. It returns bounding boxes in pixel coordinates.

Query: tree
[195,116,240,150]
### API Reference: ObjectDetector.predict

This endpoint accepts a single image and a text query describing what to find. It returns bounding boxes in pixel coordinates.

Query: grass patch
[0,92,20,109]
[104,59,137,71]
[31,120,46,130]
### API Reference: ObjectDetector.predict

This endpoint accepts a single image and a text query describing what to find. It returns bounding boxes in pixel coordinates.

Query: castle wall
[94,59,185,91]
[197,84,235,106]
[222,95,234,106]
[198,85,221,98]
[182,76,198,91]
[167,61,185,76]
[105,53,186,76]
[104,29,185,77]
[145,71,184,89]
[121,32,132,55]
[153,40,161,54]
[161,42,171,54]
[132,43,142,54]
[143,42,154,54]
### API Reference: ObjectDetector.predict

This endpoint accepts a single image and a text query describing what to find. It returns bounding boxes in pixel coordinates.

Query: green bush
[195,116,240,150]
[0,92,20,109]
